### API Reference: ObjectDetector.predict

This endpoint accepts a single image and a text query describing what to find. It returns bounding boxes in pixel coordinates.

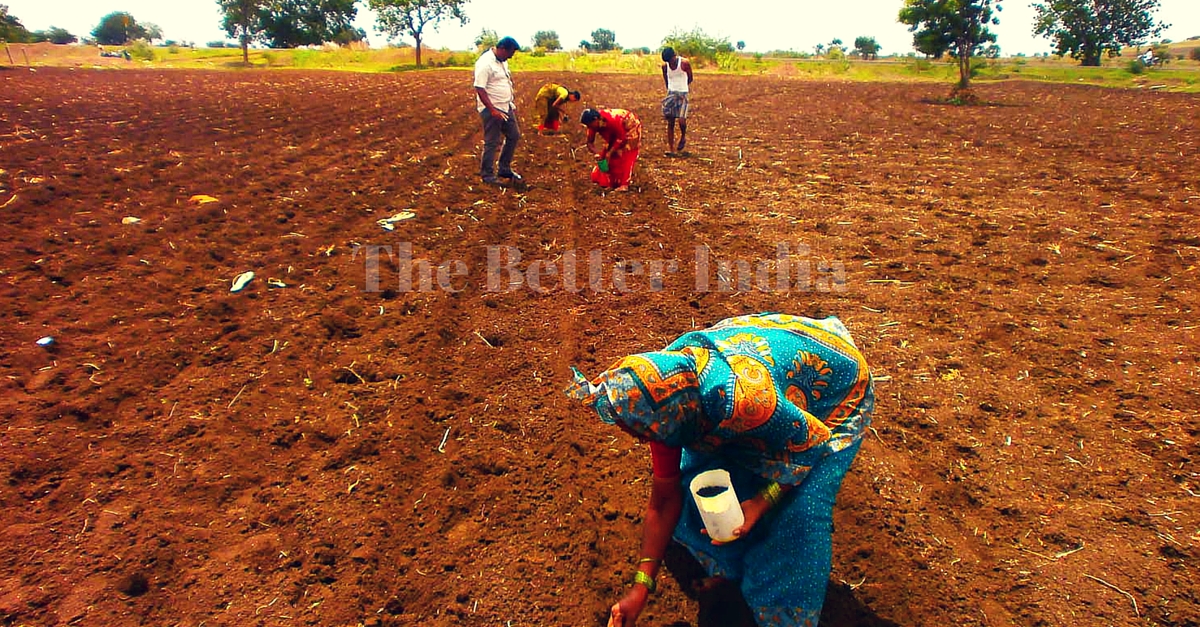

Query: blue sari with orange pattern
[567,313,874,627]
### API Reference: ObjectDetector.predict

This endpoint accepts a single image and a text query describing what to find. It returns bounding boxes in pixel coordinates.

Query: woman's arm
[610,474,683,626]
[586,128,599,155]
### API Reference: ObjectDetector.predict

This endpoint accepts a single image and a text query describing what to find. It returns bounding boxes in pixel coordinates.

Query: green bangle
[760,481,783,508]
[634,570,657,593]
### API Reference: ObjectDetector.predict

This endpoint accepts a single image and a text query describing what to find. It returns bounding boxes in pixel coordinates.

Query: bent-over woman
[566,313,875,627]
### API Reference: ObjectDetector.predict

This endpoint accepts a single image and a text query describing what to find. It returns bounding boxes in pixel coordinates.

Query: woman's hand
[704,495,772,546]
[607,586,649,627]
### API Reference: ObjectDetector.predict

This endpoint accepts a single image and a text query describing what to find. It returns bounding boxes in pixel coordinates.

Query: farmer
[581,107,642,192]
[474,36,522,186]
[534,83,582,134]
[661,46,693,155]
[565,313,875,627]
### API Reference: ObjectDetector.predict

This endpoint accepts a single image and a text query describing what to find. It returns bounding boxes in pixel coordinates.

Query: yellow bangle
[760,482,783,508]
[634,570,656,593]
[638,557,660,565]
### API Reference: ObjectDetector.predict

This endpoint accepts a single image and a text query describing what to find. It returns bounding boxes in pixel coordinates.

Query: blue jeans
[479,107,520,178]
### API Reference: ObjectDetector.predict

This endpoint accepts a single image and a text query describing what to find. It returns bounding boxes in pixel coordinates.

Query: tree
[369,0,469,67]
[32,26,77,44]
[899,0,1001,90]
[854,35,881,59]
[533,30,560,51]
[1033,0,1167,66]
[333,27,366,45]
[92,11,149,45]
[736,40,745,51]
[142,22,163,43]
[814,42,825,56]
[473,28,497,51]
[1,5,31,42]
[911,26,954,58]
[258,0,359,48]
[589,28,617,52]
[662,27,731,65]
[217,0,268,64]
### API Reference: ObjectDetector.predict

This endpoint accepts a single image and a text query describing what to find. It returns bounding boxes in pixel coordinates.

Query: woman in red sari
[581,108,642,192]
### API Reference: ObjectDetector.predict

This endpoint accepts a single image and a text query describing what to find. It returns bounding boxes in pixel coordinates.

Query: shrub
[1190,47,1200,61]
[128,40,155,61]
[1128,58,1146,74]
[1151,44,1172,65]
[662,27,730,66]
[716,51,740,71]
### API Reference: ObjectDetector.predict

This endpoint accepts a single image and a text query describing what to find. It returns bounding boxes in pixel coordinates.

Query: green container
[598,159,610,173]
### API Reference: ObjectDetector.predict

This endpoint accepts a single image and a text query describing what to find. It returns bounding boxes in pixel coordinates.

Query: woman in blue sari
[566,313,874,627]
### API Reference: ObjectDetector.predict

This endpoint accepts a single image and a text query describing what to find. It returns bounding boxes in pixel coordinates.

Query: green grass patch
[29,44,1200,92]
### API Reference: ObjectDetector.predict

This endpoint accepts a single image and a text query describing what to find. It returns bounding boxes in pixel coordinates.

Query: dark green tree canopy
[588,28,617,52]
[899,0,1000,89]
[854,35,882,59]
[32,26,78,44]
[1033,0,1167,66]
[259,0,359,48]
[1,5,31,42]
[370,0,469,67]
[92,11,148,45]
[533,30,560,51]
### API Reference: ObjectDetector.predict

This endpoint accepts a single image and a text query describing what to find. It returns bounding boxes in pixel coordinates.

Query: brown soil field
[1,67,1197,627]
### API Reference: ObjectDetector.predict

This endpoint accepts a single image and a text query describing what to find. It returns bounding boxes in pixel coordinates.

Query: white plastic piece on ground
[121,216,142,225]
[377,211,416,230]
[231,271,255,293]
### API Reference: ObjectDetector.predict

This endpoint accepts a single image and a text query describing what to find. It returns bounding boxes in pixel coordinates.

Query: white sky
[4,0,1197,56]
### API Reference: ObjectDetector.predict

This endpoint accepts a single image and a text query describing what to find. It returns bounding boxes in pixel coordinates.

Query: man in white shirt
[474,36,522,186]
[661,46,693,156]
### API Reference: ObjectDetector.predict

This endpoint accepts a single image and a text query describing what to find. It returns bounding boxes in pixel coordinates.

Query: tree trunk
[239,17,250,65]
[957,42,971,90]
[1081,48,1100,66]
[414,34,422,67]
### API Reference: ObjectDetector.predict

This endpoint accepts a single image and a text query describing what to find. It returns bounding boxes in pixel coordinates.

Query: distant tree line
[1,5,76,43]
[0,0,1176,73]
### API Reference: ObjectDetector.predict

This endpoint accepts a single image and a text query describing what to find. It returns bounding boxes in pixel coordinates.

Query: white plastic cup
[689,469,745,542]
